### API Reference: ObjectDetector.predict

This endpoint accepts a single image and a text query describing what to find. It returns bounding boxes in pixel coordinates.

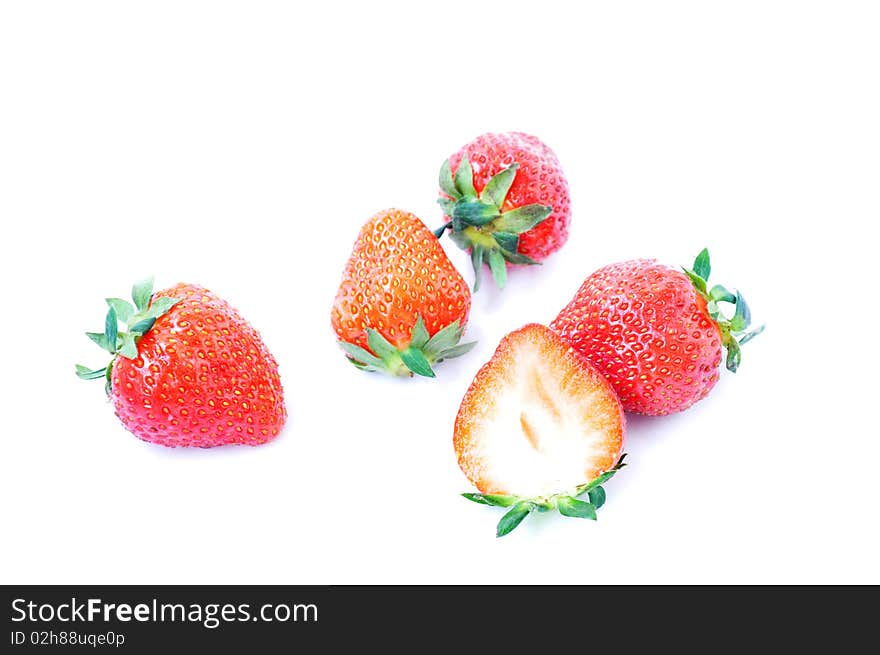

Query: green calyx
[75,277,181,395]
[338,315,476,378]
[682,248,765,373]
[433,157,552,291]
[463,454,628,538]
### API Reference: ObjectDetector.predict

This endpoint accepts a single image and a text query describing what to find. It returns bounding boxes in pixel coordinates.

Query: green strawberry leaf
[682,267,708,296]
[496,501,535,538]
[500,249,541,266]
[131,277,154,312]
[145,296,180,320]
[738,324,765,345]
[129,317,156,335]
[454,156,476,198]
[726,338,742,372]
[345,358,376,372]
[706,299,720,319]
[493,231,519,253]
[494,204,553,234]
[487,249,507,289]
[423,320,463,358]
[557,496,598,520]
[709,284,736,303]
[366,329,399,365]
[439,159,460,200]
[693,248,711,281]
[471,244,485,292]
[86,331,111,352]
[729,291,751,332]
[400,347,436,378]
[118,332,138,359]
[338,340,384,368]
[479,164,518,210]
[105,298,134,323]
[462,493,519,507]
[577,471,612,495]
[104,306,118,355]
[453,200,499,226]
[410,315,430,350]
[434,341,477,361]
[588,486,607,510]
[75,364,108,380]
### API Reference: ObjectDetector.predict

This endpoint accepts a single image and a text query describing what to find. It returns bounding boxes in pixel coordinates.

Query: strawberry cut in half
[332,209,476,377]
[76,277,286,447]
[454,324,626,537]
[434,132,571,291]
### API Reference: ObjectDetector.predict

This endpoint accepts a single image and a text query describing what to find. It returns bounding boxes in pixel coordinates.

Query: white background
[1,1,877,584]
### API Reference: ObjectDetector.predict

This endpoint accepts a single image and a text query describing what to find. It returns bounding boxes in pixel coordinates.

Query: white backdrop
[1,1,877,584]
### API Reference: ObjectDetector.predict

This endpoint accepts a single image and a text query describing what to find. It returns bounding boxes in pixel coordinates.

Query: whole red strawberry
[332,208,475,377]
[550,249,763,415]
[76,278,286,447]
[434,132,571,290]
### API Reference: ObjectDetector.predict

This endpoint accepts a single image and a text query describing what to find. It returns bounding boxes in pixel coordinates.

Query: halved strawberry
[454,324,626,537]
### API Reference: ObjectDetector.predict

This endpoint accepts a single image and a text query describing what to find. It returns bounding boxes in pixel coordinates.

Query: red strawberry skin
[550,260,723,415]
[447,132,571,261]
[110,284,286,447]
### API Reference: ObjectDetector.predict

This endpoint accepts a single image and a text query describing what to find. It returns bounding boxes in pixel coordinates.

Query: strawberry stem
[433,222,452,239]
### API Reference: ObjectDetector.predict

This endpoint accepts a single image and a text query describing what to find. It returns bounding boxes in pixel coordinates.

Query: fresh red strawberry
[434,132,571,290]
[550,249,764,416]
[332,208,475,377]
[76,278,286,447]
[454,324,626,537]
